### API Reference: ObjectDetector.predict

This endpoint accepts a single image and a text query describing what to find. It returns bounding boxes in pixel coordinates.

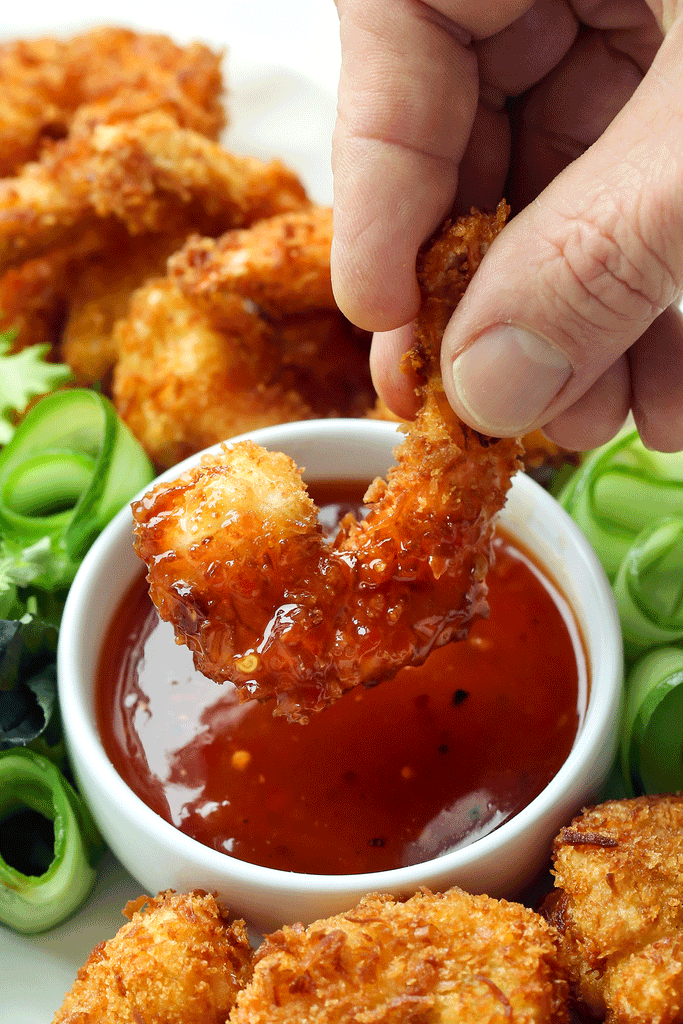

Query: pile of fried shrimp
[51,794,683,1024]
[0,26,376,469]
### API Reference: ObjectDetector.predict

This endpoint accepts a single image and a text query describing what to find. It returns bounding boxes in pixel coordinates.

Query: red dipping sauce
[97,481,587,875]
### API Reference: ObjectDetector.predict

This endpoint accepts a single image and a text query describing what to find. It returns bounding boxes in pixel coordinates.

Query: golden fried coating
[0,110,308,274]
[52,890,253,1024]
[231,889,568,1024]
[542,795,683,1024]
[0,27,224,176]
[132,205,522,720]
[0,230,107,352]
[168,206,335,315]
[60,229,192,384]
[113,207,373,467]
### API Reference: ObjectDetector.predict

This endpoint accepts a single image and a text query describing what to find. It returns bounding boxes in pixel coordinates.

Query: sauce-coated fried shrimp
[231,889,568,1024]
[542,795,683,1024]
[132,205,522,721]
[52,889,253,1024]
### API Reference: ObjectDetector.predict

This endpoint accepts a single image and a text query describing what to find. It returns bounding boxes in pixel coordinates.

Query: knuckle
[541,193,680,346]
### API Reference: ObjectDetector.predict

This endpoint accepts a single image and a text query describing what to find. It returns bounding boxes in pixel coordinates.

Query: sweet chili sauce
[97,481,587,875]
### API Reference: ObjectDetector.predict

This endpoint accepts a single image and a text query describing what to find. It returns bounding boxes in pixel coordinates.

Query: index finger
[331,0,534,331]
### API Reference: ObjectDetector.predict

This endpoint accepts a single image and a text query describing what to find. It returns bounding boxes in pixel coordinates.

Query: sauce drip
[98,481,587,875]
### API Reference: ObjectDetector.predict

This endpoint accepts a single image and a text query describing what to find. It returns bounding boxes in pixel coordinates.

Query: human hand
[331,1,683,452]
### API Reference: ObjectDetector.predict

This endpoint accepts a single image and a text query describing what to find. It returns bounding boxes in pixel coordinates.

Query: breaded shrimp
[60,228,195,384]
[52,890,253,1024]
[0,27,225,176]
[542,795,683,1024]
[0,110,309,274]
[113,207,373,467]
[0,229,106,352]
[132,205,522,720]
[168,206,336,315]
[231,888,568,1024]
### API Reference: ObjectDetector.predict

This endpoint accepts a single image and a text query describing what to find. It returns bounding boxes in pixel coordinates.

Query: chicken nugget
[52,889,253,1024]
[542,794,683,1024]
[231,888,568,1024]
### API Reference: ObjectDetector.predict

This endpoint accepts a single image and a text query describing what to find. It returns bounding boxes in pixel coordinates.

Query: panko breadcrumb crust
[542,794,683,1024]
[230,888,568,1024]
[52,890,253,1024]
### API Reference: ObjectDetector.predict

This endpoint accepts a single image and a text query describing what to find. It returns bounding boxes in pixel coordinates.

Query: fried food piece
[60,229,193,384]
[0,228,109,352]
[132,204,522,720]
[168,206,335,314]
[542,795,683,1024]
[113,208,373,467]
[231,888,568,1024]
[0,27,224,176]
[0,110,309,274]
[52,889,253,1024]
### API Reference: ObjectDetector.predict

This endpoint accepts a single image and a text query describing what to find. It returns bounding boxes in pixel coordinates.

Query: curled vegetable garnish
[0,747,102,933]
[0,388,154,590]
[559,428,683,580]
[621,645,683,796]
[0,330,71,444]
[613,517,683,663]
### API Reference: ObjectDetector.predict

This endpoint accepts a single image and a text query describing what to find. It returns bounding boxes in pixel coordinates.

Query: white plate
[0,5,339,1020]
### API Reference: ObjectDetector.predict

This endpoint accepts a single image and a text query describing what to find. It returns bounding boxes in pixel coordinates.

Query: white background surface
[1,3,341,1020]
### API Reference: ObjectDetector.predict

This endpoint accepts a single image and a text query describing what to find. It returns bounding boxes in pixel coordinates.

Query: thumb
[441,18,683,441]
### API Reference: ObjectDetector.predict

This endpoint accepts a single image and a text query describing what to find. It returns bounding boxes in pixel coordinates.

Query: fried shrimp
[541,795,683,1024]
[0,27,225,177]
[167,205,336,314]
[60,227,196,384]
[132,205,522,720]
[0,110,308,275]
[230,888,568,1024]
[52,889,253,1024]
[113,206,373,467]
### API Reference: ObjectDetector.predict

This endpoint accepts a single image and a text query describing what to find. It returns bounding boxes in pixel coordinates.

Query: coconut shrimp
[132,203,523,722]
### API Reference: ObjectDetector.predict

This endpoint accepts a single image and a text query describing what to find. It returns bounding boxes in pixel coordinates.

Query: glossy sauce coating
[98,482,587,875]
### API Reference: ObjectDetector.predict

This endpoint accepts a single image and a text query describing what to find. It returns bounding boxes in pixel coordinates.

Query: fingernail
[451,326,572,434]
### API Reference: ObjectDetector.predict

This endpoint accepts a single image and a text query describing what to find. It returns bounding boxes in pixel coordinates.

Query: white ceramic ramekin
[58,418,623,932]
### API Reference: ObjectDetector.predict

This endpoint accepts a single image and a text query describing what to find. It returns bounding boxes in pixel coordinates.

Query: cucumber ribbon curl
[621,646,683,796]
[0,388,154,590]
[560,428,683,796]
[0,748,103,933]
[559,428,683,581]
[613,517,683,662]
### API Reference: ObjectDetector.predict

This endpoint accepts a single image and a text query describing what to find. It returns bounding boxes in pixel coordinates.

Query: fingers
[440,16,683,448]
[507,28,645,209]
[331,0,535,332]
[369,325,420,419]
[629,304,683,451]
[541,355,630,450]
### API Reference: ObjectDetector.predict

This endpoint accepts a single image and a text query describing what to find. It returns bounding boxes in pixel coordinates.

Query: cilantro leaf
[0,330,72,444]
[0,537,62,620]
